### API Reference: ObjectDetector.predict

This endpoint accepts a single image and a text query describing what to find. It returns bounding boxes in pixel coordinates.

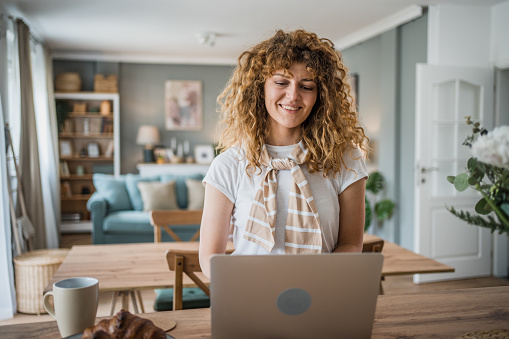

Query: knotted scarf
[243,141,322,253]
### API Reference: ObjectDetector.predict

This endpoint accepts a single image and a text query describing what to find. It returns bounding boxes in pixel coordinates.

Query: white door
[414,64,494,283]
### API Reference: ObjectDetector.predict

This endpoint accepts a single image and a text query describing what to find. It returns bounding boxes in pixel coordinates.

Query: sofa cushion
[185,178,205,210]
[93,174,131,212]
[160,173,204,209]
[153,288,210,311]
[137,181,179,211]
[125,174,160,211]
[103,211,152,233]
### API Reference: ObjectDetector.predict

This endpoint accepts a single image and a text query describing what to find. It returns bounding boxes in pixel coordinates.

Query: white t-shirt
[203,144,368,255]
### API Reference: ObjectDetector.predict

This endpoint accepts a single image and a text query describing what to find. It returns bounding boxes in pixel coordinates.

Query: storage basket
[55,72,82,92]
[14,249,70,314]
[94,74,118,93]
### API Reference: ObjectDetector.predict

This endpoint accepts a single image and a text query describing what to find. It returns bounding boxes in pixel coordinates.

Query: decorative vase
[100,100,111,116]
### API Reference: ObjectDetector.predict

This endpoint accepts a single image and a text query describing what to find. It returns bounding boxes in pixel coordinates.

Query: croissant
[82,309,166,339]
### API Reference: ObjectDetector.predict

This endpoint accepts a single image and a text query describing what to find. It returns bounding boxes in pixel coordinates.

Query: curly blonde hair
[217,29,368,177]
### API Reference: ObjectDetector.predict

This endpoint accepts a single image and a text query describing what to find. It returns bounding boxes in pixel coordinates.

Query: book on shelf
[104,140,114,157]
[61,181,72,197]
[101,118,113,134]
[61,213,81,222]
[60,161,70,176]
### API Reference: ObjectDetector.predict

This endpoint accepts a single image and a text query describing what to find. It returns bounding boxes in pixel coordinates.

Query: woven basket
[14,249,70,314]
[55,72,82,92]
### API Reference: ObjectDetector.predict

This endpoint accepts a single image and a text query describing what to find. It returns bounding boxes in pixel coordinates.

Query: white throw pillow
[137,181,179,211]
[186,178,205,210]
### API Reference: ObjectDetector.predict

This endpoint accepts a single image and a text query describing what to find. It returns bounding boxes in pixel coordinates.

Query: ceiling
[1,0,505,65]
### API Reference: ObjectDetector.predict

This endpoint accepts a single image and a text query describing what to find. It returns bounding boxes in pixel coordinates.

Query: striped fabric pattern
[243,142,322,253]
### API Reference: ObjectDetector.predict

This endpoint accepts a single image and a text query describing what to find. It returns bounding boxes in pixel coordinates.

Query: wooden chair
[149,209,203,243]
[362,237,385,295]
[150,209,207,311]
[165,247,235,311]
[166,250,209,311]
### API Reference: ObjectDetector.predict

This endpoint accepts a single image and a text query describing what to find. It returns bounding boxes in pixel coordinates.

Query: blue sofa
[87,173,204,244]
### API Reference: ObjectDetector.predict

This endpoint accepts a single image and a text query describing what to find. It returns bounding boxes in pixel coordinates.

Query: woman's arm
[199,184,234,278]
[333,178,366,253]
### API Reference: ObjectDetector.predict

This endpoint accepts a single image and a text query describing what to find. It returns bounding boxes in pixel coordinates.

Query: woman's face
[264,62,317,144]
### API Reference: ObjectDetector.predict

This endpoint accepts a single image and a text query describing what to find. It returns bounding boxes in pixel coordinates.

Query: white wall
[491,1,509,68]
[428,4,492,67]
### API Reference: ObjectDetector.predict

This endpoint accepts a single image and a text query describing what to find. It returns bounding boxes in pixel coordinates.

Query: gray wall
[341,30,398,242]
[341,12,427,247]
[53,60,233,173]
[118,63,232,173]
[397,13,428,250]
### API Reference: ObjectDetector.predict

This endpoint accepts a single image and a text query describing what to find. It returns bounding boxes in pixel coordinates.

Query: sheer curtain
[31,36,60,248]
[0,13,18,321]
[0,15,60,320]
[17,19,47,249]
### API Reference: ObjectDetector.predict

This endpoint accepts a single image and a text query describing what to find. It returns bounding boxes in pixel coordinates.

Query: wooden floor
[1,233,508,327]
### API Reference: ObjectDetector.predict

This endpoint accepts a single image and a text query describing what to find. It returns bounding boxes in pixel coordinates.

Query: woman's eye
[275,81,287,86]
[302,86,314,91]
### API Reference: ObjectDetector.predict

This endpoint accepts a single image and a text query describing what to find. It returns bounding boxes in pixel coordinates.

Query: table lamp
[136,125,160,163]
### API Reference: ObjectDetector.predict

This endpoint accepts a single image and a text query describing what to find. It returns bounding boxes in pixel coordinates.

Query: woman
[199,29,369,278]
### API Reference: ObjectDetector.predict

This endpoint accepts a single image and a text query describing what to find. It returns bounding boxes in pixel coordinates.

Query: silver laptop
[210,253,383,339]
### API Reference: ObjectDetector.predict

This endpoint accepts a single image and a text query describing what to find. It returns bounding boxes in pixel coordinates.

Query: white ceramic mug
[43,277,99,338]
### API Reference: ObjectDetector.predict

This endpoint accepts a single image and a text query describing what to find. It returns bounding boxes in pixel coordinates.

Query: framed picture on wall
[194,145,215,164]
[87,142,100,158]
[164,80,202,131]
[59,140,73,156]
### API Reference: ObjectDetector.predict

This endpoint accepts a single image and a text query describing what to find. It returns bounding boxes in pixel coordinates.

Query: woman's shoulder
[215,146,246,164]
[208,146,248,173]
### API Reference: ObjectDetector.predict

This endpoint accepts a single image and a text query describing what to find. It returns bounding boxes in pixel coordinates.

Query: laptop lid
[210,253,383,339]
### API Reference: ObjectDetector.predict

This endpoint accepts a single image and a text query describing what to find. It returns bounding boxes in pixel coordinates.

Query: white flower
[471,125,509,169]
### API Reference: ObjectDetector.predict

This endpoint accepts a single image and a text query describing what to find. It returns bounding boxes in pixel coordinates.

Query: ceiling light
[196,32,216,47]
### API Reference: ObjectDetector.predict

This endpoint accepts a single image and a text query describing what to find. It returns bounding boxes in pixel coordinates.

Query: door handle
[421,167,439,174]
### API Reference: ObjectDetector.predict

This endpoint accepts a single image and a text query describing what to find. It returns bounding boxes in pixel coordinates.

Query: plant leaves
[364,197,372,231]
[366,171,385,194]
[454,173,470,192]
[475,198,490,215]
[467,157,477,172]
[468,175,479,186]
[374,199,395,222]
[447,176,455,184]
[501,203,509,216]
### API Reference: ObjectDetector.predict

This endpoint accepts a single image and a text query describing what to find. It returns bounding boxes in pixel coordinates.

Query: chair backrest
[362,237,385,295]
[150,209,203,243]
[166,247,235,311]
[362,239,384,253]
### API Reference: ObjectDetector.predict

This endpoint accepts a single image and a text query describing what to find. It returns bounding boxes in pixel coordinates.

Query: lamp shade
[136,125,160,148]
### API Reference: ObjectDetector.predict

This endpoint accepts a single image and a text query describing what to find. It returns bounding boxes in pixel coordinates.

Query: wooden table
[44,236,453,313]
[363,234,455,276]
[44,242,234,315]
[2,287,507,338]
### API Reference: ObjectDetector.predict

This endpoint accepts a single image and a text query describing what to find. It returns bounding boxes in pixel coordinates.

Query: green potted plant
[56,100,71,133]
[364,171,396,231]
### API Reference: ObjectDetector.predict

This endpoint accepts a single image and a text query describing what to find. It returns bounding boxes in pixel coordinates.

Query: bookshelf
[55,92,120,232]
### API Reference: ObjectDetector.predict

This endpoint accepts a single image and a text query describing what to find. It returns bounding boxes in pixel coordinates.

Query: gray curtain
[17,19,46,249]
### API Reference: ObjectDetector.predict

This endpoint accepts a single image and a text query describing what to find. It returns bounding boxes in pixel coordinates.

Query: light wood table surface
[45,235,453,294]
[2,287,507,338]
[363,234,455,276]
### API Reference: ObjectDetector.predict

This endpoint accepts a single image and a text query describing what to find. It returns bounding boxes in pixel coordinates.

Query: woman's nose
[286,84,299,100]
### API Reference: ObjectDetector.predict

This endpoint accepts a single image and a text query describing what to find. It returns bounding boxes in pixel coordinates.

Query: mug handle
[43,291,56,318]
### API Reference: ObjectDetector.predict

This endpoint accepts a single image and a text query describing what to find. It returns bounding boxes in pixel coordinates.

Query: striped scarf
[243,141,322,254]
